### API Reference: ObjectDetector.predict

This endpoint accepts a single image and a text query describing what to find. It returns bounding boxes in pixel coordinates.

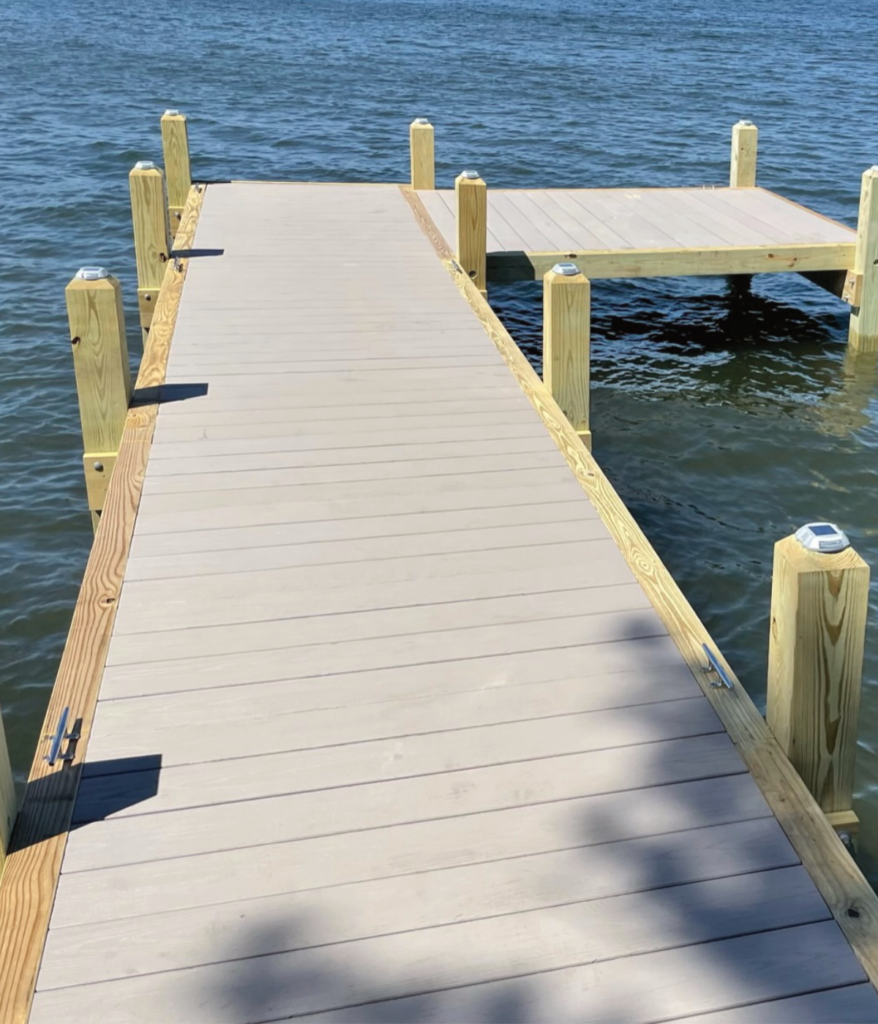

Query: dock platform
[3,119,878,1023]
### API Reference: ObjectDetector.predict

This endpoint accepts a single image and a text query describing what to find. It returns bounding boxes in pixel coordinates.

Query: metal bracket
[702,643,734,690]
[44,706,80,766]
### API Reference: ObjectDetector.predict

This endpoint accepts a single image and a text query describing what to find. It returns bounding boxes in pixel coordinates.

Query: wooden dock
[3,118,878,1022]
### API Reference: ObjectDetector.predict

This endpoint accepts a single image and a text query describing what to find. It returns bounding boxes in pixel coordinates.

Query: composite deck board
[422,186,854,255]
[680,985,878,1023]
[34,182,869,1021]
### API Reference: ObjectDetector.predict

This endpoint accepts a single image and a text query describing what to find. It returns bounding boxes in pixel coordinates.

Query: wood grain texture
[64,275,131,515]
[0,184,203,1024]
[850,167,878,352]
[0,705,15,877]
[730,121,758,187]
[129,164,171,328]
[543,265,591,444]
[488,242,855,283]
[31,920,861,1024]
[403,182,878,990]
[681,984,878,1023]
[409,119,435,190]
[160,112,192,233]
[767,534,869,815]
[455,172,487,293]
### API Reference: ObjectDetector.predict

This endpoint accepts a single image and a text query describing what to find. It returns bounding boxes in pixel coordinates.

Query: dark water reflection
[3,0,878,883]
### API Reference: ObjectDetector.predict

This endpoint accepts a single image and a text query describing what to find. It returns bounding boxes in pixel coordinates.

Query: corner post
[129,160,171,337]
[0,706,15,880]
[849,166,878,353]
[161,109,192,238]
[767,524,869,838]
[730,120,758,187]
[410,118,435,190]
[65,267,132,530]
[543,263,592,449]
[455,170,487,295]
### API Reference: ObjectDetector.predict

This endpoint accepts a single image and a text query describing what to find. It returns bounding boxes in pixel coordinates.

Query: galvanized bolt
[134,160,157,170]
[93,461,104,472]
[75,266,109,281]
[552,262,581,276]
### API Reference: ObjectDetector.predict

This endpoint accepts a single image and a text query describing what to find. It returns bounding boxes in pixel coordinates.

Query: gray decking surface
[419,186,855,253]
[31,183,878,1022]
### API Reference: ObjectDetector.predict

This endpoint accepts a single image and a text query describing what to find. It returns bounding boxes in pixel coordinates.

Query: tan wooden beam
[767,528,869,829]
[543,263,591,448]
[409,118,435,191]
[129,160,171,333]
[0,184,204,1024]
[0,709,14,882]
[401,180,878,993]
[849,166,878,353]
[487,242,856,283]
[161,109,192,238]
[65,269,132,530]
[455,170,487,295]
[730,120,758,187]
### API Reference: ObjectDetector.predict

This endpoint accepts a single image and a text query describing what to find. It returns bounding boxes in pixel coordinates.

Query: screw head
[75,267,109,281]
[93,461,104,473]
[552,262,581,276]
[461,169,480,180]
[134,160,156,170]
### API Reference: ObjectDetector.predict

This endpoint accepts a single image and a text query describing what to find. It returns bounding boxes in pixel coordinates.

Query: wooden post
[65,267,132,530]
[849,166,878,353]
[0,705,15,881]
[455,170,487,295]
[730,120,758,187]
[410,118,435,190]
[161,109,192,238]
[543,263,592,449]
[767,525,869,837]
[129,160,171,336]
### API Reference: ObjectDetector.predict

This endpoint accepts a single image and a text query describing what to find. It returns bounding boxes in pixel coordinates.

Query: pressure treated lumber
[160,110,192,236]
[730,119,758,187]
[455,171,487,294]
[0,184,204,1024]
[0,708,14,879]
[403,182,878,990]
[129,161,171,331]
[543,263,591,446]
[767,533,869,821]
[849,166,878,352]
[65,271,132,526]
[409,118,434,190]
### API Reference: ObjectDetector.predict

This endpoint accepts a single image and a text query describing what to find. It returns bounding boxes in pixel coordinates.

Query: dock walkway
[22,183,878,1021]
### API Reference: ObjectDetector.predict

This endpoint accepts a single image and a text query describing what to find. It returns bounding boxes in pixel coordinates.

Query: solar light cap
[164,109,181,116]
[551,262,581,276]
[134,160,157,170]
[414,117,430,125]
[794,522,850,554]
[461,169,480,180]
[75,267,109,281]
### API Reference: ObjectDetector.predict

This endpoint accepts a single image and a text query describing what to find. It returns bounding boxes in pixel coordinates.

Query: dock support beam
[767,525,869,838]
[409,118,435,190]
[849,166,878,353]
[65,267,132,530]
[455,170,487,295]
[161,109,192,238]
[543,262,592,449]
[129,160,171,337]
[0,706,15,881]
[730,120,758,187]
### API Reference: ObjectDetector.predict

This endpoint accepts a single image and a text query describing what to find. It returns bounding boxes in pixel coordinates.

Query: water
[3,0,878,875]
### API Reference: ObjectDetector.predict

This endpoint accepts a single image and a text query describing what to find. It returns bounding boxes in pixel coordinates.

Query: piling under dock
[3,178,878,1023]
